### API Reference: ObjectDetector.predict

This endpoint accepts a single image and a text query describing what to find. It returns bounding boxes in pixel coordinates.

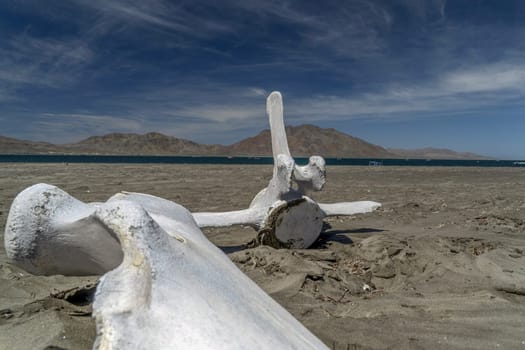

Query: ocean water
[0,154,524,167]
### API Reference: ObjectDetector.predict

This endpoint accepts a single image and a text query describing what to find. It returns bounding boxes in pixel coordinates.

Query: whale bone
[93,197,328,349]
[194,91,380,248]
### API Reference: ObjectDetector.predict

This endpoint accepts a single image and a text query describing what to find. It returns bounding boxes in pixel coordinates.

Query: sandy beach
[1,163,524,349]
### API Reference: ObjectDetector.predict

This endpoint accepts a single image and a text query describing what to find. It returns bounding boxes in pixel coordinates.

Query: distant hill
[66,132,226,155]
[0,135,60,154]
[388,147,491,160]
[0,125,489,159]
[227,124,395,158]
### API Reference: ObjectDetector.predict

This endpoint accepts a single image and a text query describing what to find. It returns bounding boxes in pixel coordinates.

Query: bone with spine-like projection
[5,184,328,349]
[194,91,380,248]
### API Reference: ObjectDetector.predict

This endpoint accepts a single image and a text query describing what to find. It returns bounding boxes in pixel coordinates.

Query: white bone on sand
[4,183,123,275]
[194,91,381,248]
[94,195,328,349]
[5,184,329,349]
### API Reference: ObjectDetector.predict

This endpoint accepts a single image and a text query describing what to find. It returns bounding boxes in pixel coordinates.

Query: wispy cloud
[74,0,234,38]
[286,61,525,123]
[72,0,392,61]
[93,81,270,130]
[442,64,525,94]
[0,34,94,92]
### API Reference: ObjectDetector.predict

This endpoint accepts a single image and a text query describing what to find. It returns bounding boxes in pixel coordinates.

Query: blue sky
[1,0,524,159]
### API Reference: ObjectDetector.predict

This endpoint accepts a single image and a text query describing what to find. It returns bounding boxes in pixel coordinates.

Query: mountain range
[0,124,489,159]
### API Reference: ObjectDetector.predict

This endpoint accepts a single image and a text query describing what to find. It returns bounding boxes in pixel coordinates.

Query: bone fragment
[257,197,324,249]
[93,198,329,349]
[319,201,382,217]
[4,183,122,275]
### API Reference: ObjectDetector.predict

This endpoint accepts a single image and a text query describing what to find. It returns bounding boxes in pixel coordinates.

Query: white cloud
[0,35,94,90]
[75,0,234,38]
[283,62,525,123]
[71,0,394,61]
[9,36,94,66]
[247,88,268,97]
[170,104,263,123]
[442,64,525,94]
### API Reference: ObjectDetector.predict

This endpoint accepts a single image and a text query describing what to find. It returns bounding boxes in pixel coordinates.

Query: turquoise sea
[0,154,524,167]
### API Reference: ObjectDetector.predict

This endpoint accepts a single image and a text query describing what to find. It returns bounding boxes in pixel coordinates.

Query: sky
[0,0,524,159]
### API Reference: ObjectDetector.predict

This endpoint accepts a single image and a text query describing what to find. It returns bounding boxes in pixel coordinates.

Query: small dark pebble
[0,308,14,319]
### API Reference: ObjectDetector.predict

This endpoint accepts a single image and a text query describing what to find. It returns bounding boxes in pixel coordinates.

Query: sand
[1,163,524,350]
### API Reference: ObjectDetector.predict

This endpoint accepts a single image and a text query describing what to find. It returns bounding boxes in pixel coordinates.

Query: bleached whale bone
[4,183,123,275]
[194,91,380,248]
[94,198,328,349]
[4,184,329,349]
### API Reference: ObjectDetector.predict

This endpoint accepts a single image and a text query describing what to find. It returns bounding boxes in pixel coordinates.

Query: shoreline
[2,155,524,168]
